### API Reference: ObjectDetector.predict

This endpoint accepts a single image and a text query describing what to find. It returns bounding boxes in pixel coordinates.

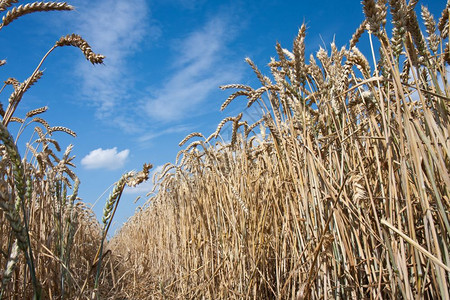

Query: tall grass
[110,0,450,299]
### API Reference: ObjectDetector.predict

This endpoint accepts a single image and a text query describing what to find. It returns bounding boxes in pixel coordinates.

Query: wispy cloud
[81,147,129,170]
[143,15,243,122]
[164,0,206,10]
[68,2,244,133]
[73,0,154,117]
[138,124,194,143]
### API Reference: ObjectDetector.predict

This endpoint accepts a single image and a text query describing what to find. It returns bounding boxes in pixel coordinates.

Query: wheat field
[0,0,449,299]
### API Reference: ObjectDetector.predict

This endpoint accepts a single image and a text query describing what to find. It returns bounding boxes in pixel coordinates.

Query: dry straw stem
[0,2,73,28]
[381,219,450,272]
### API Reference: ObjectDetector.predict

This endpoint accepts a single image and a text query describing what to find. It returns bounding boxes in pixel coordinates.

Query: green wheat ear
[0,121,41,298]
[0,122,27,249]
[102,171,135,227]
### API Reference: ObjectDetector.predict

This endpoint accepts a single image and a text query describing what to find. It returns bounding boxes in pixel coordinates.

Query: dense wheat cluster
[110,0,450,299]
[0,0,449,299]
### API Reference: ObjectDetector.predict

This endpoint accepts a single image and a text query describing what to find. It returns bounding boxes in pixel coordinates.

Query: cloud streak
[144,15,243,122]
[68,2,244,134]
[81,147,129,170]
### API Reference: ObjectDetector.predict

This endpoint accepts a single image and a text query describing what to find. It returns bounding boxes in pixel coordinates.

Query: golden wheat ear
[179,132,204,147]
[0,0,19,12]
[55,34,105,64]
[0,2,74,28]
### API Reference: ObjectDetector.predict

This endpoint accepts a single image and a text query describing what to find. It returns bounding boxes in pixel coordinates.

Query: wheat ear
[49,126,76,137]
[350,20,367,48]
[102,171,135,227]
[0,0,18,12]
[179,132,204,147]
[56,34,105,64]
[2,70,44,126]
[1,2,73,28]
[26,106,48,118]
[0,122,40,297]
[0,239,19,297]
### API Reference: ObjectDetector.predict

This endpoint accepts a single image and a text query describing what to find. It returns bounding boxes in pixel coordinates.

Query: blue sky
[0,0,444,233]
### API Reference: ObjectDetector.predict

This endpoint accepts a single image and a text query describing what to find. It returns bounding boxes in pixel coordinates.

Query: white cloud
[143,15,243,122]
[81,147,129,170]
